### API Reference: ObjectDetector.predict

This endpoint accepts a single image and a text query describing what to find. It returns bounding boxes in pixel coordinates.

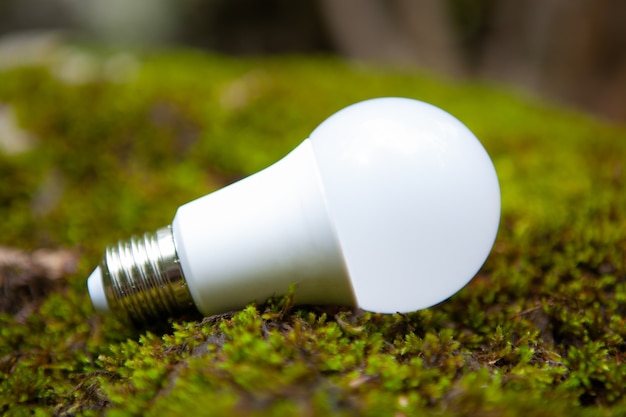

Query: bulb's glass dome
[309,98,500,313]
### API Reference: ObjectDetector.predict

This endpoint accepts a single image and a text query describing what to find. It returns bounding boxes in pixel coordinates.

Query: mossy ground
[0,45,625,416]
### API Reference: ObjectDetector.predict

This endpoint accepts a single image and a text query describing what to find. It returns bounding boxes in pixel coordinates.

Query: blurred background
[0,0,625,121]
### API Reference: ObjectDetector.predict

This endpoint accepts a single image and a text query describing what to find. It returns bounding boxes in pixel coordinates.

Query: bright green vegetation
[0,46,625,416]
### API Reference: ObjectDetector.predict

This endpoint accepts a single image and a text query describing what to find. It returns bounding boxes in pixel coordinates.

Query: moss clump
[0,44,625,416]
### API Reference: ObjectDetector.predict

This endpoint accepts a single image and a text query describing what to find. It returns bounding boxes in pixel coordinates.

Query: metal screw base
[99,225,196,323]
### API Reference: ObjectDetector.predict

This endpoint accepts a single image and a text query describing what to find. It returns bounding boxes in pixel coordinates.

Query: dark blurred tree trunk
[481,0,626,120]
[319,0,462,76]
[319,0,626,120]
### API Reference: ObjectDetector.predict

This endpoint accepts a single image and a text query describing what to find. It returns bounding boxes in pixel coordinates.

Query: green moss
[0,45,625,415]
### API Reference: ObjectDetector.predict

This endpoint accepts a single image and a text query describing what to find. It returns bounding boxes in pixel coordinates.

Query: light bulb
[87,97,500,323]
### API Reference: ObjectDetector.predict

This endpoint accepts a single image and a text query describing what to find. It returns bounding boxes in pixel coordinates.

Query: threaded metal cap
[99,225,196,323]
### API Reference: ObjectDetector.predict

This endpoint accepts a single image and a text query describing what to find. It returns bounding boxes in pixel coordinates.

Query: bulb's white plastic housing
[87,97,500,319]
[173,139,355,315]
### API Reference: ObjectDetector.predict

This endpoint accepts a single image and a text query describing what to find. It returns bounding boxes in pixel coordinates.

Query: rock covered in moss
[0,41,625,416]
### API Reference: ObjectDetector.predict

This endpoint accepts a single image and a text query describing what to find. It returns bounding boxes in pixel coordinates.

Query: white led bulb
[87,97,500,323]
